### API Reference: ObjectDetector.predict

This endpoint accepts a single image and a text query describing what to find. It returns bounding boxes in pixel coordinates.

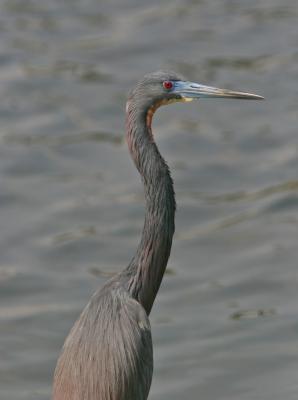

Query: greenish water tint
[0,1,298,399]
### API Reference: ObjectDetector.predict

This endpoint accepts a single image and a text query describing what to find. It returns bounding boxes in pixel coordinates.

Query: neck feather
[123,100,176,315]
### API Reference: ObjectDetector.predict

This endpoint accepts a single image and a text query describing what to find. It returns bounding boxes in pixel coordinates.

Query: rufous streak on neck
[124,100,176,315]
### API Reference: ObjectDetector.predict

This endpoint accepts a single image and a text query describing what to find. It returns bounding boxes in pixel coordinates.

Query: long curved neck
[123,100,176,315]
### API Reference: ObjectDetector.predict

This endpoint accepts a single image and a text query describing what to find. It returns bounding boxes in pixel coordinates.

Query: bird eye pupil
[163,81,173,90]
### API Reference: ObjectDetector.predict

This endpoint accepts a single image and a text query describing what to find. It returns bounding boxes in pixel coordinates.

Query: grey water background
[0,0,298,399]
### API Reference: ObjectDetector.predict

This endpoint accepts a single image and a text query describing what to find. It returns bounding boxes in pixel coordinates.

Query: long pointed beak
[173,81,264,101]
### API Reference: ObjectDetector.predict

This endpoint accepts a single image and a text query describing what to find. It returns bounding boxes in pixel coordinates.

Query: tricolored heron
[53,70,263,400]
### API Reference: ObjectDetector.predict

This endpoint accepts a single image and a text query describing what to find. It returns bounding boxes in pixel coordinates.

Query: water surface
[0,0,298,399]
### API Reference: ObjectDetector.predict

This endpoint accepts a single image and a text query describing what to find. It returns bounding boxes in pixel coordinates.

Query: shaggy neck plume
[123,100,176,315]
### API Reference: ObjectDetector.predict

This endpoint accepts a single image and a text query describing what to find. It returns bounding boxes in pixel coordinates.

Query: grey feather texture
[53,70,263,399]
[53,71,178,400]
[53,280,153,400]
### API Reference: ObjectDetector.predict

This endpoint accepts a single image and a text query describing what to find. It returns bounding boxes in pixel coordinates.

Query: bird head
[127,70,263,127]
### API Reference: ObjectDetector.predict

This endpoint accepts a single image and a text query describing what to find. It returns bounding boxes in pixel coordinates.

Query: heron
[52,70,263,400]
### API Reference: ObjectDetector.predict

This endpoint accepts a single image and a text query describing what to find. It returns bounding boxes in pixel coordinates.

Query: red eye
[163,81,173,90]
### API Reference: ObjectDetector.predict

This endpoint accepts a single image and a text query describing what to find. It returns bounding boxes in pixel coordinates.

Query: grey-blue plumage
[53,71,263,400]
[53,282,153,399]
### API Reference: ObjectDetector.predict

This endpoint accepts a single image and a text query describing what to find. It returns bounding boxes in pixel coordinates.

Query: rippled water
[1,0,298,399]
